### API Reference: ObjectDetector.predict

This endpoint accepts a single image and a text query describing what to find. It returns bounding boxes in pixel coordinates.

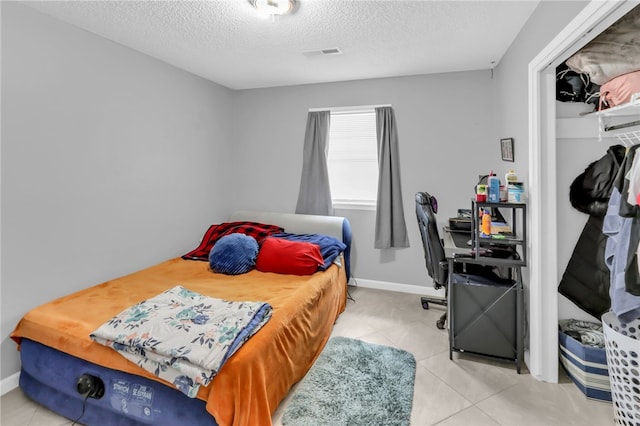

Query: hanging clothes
[625,152,640,206]
[558,145,626,318]
[603,187,640,322]
[611,144,640,297]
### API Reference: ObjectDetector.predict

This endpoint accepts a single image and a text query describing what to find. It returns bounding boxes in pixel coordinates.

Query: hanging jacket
[558,145,626,318]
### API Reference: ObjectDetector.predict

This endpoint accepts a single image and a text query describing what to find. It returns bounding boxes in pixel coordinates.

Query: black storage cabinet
[450,273,519,360]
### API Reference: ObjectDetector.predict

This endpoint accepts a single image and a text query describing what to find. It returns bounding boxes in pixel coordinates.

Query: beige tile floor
[1,286,615,426]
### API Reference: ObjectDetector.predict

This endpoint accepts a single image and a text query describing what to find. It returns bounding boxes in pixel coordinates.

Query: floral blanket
[90,285,272,398]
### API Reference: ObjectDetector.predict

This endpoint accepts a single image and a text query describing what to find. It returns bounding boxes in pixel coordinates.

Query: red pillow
[256,237,324,275]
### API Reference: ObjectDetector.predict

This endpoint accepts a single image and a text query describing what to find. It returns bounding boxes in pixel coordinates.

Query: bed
[10,211,352,426]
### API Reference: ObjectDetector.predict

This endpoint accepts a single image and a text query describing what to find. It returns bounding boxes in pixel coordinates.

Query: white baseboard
[1,372,20,396]
[350,277,445,299]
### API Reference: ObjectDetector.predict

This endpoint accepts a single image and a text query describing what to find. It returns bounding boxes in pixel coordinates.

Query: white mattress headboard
[230,210,345,242]
[230,210,352,279]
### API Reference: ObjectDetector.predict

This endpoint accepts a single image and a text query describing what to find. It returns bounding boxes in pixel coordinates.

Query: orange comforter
[11,257,347,426]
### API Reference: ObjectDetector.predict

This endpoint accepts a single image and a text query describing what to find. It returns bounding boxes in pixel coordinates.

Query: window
[327,109,378,209]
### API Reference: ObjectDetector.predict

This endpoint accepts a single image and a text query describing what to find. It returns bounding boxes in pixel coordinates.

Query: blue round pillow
[208,233,259,275]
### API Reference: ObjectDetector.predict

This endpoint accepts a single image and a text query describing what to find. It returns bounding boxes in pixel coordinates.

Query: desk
[442,227,472,258]
[443,226,524,374]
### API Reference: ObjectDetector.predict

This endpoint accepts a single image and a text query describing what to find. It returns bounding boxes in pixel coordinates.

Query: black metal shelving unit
[448,200,527,373]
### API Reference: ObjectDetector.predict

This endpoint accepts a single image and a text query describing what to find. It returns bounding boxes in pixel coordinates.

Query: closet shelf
[557,94,640,144]
[596,94,640,145]
[613,129,640,146]
[556,93,640,142]
[594,93,640,120]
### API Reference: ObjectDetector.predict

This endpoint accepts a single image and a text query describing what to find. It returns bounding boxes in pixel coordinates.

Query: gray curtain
[375,107,409,248]
[295,111,334,216]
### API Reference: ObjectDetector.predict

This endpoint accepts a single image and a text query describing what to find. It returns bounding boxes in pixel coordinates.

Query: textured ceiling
[25,0,540,90]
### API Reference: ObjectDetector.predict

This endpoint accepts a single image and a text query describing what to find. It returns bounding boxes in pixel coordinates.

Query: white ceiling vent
[321,48,343,55]
[303,48,343,57]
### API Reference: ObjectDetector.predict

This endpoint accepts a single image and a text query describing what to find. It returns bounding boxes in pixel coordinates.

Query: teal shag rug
[282,336,416,426]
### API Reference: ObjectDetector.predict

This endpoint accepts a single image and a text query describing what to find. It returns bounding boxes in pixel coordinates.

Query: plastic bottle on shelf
[505,169,518,185]
[487,171,500,202]
[481,209,492,236]
[476,184,487,202]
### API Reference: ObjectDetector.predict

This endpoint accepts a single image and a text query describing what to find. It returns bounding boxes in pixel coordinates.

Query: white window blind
[327,109,379,208]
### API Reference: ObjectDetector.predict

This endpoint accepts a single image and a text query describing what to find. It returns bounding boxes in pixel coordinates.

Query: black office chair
[415,192,450,329]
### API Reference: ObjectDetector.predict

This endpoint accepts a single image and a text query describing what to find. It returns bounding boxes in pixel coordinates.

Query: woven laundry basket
[601,312,640,426]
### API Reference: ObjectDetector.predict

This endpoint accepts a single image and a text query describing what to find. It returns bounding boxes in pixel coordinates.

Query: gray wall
[1,0,591,382]
[229,0,589,289]
[1,3,236,379]
[493,0,589,181]
[492,0,591,322]
[231,73,497,286]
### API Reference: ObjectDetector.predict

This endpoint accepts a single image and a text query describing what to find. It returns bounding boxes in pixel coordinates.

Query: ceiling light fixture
[250,0,297,19]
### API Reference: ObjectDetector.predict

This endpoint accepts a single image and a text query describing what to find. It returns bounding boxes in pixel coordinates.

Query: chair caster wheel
[436,319,445,330]
[421,297,430,310]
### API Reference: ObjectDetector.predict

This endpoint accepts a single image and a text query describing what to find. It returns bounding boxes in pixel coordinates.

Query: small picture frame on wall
[501,138,514,162]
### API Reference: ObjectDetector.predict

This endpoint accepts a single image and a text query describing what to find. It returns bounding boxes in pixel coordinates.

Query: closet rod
[604,119,640,132]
